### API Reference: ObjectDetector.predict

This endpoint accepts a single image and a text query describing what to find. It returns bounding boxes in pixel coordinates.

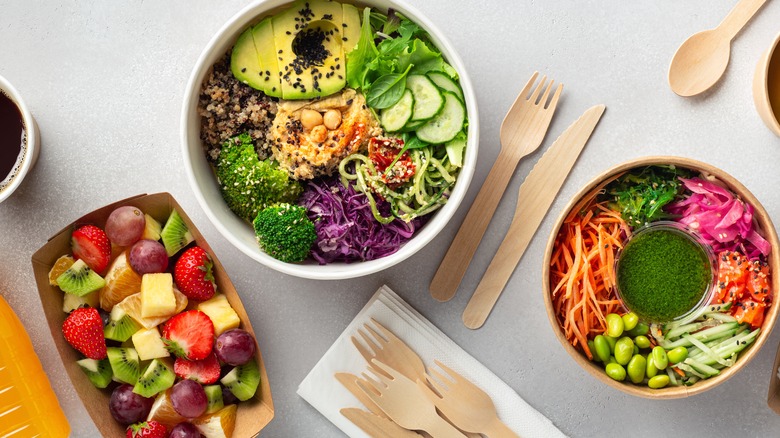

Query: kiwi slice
[219,359,260,401]
[203,385,224,414]
[133,358,175,398]
[63,290,99,313]
[57,259,106,297]
[76,358,113,389]
[160,210,194,257]
[107,347,141,385]
[104,305,142,342]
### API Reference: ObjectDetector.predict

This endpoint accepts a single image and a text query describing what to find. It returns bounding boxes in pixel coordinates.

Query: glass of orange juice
[0,294,70,437]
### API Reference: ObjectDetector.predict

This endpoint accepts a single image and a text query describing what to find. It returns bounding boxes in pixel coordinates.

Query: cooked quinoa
[198,53,278,162]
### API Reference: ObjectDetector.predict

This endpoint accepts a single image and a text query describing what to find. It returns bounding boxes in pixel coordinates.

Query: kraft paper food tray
[31,192,274,436]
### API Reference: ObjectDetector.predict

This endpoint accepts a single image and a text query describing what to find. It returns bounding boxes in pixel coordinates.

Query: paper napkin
[297,285,566,437]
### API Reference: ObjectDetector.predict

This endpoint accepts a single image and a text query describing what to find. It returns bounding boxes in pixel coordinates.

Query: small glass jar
[614,221,717,324]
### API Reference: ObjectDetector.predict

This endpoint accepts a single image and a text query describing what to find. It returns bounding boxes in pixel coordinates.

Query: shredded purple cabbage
[667,177,771,258]
[299,177,425,264]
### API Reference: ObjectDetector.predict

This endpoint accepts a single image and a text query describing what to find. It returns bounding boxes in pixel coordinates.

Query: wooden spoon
[668,0,767,97]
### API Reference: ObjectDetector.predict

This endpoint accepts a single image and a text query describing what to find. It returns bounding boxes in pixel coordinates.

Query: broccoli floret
[216,133,302,221]
[253,203,317,263]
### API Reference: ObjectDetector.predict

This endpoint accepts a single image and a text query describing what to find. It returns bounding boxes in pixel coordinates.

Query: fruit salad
[198,0,469,264]
[49,205,262,437]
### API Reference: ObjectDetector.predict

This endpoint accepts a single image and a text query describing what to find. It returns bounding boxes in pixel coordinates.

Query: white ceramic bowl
[181,0,478,279]
[0,74,40,204]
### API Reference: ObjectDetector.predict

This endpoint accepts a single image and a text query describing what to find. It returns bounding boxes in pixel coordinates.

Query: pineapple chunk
[197,294,240,335]
[142,214,162,241]
[141,273,176,318]
[132,327,169,360]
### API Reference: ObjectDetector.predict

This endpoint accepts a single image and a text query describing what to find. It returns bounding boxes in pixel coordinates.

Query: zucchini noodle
[339,146,459,223]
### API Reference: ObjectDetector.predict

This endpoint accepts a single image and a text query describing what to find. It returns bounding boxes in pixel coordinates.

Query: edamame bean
[605,363,626,381]
[634,335,651,349]
[627,354,647,384]
[648,374,670,389]
[652,346,669,370]
[606,313,624,338]
[667,346,688,364]
[626,322,649,337]
[633,345,639,355]
[622,312,639,331]
[608,356,617,365]
[604,335,617,353]
[646,356,658,378]
[593,335,611,363]
[614,337,634,365]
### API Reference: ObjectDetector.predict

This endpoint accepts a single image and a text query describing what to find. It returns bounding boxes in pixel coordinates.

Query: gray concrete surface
[1,1,780,436]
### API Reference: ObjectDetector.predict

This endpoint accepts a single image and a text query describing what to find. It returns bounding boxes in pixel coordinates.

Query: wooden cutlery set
[338,319,518,437]
[429,72,606,329]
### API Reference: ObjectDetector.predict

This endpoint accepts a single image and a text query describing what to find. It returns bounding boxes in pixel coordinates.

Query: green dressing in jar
[616,224,712,322]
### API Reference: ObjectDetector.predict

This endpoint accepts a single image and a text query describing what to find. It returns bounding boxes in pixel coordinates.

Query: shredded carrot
[550,194,631,359]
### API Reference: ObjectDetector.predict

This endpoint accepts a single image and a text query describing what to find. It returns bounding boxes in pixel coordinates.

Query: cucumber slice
[445,134,466,167]
[401,119,425,132]
[416,92,466,144]
[380,89,414,132]
[427,71,463,102]
[406,75,444,122]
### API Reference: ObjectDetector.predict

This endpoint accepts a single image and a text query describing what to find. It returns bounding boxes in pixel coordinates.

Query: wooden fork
[430,72,563,302]
[417,360,519,438]
[351,318,426,382]
[357,359,467,438]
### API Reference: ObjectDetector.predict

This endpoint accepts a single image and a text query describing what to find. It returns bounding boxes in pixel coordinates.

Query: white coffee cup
[0,74,40,204]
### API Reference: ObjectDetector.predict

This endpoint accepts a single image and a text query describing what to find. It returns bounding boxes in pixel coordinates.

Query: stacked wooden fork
[338,319,519,438]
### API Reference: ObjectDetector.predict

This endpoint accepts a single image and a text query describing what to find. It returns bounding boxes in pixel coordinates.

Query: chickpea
[310,125,328,142]
[300,109,323,130]
[323,109,342,130]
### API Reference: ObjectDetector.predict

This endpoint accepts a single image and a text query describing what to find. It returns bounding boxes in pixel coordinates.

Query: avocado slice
[231,27,266,90]
[272,0,346,99]
[252,18,283,98]
[341,3,361,53]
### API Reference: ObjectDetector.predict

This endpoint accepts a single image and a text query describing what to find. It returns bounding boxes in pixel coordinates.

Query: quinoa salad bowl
[182,0,478,279]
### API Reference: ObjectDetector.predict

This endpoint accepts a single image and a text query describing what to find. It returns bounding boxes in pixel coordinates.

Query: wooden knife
[462,104,606,329]
[340,407,421,437]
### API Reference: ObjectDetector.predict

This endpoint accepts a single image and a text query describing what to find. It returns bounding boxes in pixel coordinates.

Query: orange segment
[192,404,237,438]
[116,289,188,329]
[100,251,142,311]
[48,255,75,286]
[146,388,185,429]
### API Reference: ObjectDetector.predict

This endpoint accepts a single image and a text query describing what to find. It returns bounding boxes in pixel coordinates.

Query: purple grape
[169,422,203,438]
[106,206,146,246]
[171,380,207,418]
[129,239,169,274]
[221,385,239,405]
[98,308,111,327]
[109,384,153,425]
[214,329,255,366]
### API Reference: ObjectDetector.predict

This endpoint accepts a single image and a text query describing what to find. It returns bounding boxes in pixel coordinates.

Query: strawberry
[174,246,217,301]
[71,225,112,275]
[162,310,214,360]
[126,420,167,438]
[62,307,107,360]
[174,352,220,384]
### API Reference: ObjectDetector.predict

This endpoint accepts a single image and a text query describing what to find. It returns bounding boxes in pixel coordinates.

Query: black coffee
[0,91,25,190]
